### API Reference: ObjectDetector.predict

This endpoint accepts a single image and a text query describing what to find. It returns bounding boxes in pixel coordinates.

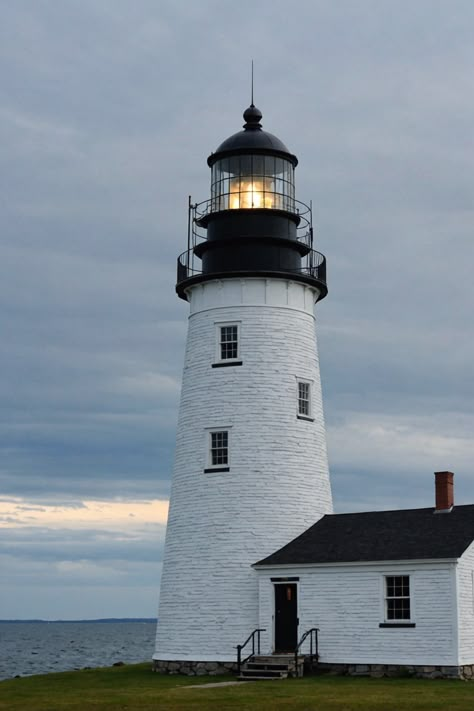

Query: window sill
[212,361,243,368]
[379,623,416,628]
[297,414,315,422]
[204,467,230,473]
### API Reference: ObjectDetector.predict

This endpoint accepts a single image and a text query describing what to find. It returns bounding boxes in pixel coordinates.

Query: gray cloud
[1,0,473,616]
[0,525,165,564]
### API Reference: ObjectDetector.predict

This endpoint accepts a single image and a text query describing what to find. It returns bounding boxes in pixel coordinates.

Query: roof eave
[253,557,460,570]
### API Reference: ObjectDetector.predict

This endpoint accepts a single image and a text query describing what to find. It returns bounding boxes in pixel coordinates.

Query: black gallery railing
[176,246,327,289]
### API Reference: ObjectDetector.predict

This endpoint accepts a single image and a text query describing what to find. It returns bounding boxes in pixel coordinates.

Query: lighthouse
[154,103,333,672]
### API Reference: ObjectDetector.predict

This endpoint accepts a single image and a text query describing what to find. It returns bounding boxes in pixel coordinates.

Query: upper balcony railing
[193,195,312,245]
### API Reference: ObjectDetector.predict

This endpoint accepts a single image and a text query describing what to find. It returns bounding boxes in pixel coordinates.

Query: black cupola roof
[207,104,298,167]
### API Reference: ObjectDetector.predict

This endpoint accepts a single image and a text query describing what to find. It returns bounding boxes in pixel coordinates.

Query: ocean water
[0,621,157,681]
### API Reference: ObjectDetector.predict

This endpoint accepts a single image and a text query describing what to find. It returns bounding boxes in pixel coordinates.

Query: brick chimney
[434,471,454,512]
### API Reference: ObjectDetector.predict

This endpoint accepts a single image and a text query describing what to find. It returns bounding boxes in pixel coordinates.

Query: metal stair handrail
[235,628,266,676]
[294,627,319,678]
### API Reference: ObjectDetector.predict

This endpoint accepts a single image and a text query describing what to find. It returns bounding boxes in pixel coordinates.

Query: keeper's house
[254,471,474,679]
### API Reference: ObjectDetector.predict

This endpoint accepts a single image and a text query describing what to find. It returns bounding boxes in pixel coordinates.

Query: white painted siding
[457,542,474,664]
[154,278,333,661]
[257,562,458,666]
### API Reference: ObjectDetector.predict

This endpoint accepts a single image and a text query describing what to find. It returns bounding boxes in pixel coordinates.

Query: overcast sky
[1,0,473,619]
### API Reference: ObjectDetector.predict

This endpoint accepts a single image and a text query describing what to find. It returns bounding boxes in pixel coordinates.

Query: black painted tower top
[176,103,327,302]
[207,105,298,166]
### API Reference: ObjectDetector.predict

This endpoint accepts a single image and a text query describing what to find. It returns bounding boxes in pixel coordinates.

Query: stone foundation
[152,660,237,676]
[153,659,474,680]
[318,662,474,680]
[462,664,474,680]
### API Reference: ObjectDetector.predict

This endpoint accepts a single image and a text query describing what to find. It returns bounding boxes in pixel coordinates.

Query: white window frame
[205,428,230,471]
[296,378,313,419]
[215,322,240,363]
[383,574,412,623]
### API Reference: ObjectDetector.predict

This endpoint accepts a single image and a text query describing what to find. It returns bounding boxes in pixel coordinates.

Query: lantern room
[210,154,295,212]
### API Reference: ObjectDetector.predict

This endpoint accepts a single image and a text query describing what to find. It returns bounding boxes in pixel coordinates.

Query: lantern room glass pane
[265,155,276,176]
[210,154,295,213]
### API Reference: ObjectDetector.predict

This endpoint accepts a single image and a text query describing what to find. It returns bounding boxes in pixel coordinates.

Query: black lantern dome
[176,105,327,301]
[210,104,296,160]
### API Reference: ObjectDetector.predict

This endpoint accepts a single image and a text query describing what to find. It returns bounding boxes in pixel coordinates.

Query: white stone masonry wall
[154,278,333,662]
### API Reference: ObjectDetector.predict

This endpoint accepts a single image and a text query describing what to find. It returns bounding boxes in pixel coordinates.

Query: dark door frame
[273,581,298,653]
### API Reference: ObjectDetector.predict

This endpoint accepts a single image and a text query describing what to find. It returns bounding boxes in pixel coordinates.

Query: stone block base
[153,659,474,680]
[318,662,474,680]
[152,659,237,676]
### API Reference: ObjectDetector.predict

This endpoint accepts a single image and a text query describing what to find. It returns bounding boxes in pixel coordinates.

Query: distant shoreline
[0,618,157,624]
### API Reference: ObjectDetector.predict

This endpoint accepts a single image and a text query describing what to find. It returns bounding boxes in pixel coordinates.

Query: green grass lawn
[1,663,474,711]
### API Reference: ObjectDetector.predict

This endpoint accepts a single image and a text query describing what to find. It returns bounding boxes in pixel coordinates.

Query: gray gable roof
[255,505,474,567]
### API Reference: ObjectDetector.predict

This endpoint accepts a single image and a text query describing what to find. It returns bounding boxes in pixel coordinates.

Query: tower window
[297,380,312,418]
[219,324,239,360]
[209,430,229,467]
[212,323,242,368]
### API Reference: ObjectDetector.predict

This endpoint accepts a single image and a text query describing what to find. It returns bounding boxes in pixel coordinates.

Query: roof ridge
[331,503,474,517]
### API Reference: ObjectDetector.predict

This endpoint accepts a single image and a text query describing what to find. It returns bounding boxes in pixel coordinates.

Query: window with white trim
[209,430,229,467]
[219,324,239,361]
[297,380,311,418]
[385,575,411,621]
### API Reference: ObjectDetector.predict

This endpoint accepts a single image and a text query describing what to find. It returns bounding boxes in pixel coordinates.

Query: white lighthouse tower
[154,103,333,671]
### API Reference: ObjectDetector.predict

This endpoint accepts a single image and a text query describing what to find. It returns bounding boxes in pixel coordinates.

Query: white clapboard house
[153,104,474,680]
[254,471,474,679]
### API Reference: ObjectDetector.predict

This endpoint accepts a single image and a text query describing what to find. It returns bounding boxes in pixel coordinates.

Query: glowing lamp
[229,177,277,209]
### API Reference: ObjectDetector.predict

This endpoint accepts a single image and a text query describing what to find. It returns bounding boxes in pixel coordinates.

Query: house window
[209,430,228,467]
[219,325,239,361]
[297,380,311,418]
[385,575,411,621]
